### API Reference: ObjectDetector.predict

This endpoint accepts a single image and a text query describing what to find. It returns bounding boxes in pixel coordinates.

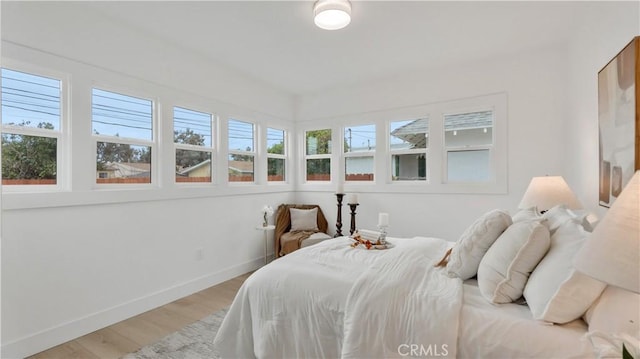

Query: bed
[214,207,637,358]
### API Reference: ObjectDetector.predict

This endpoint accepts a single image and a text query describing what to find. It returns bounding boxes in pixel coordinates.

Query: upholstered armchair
[274,204,331,257]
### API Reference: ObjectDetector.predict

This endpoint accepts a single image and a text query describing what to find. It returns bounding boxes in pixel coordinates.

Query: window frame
[442,108,495,184]
[91,86,157,188]
[1,63,67,192]
[173,105,216,185]
[388,118,429,183]
[304,128,332,183]
[227,118,256,184]
[296,93,507,194]
[343,123,376,182]
[266,127,287,183]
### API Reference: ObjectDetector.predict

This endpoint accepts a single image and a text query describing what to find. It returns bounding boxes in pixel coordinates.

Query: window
[344,124,375,181]
[174,107,214,183]
[1,68,62,187]
[305,129,331,181]
[228,119,255,182]
[389,118,428,181]
[267,128,286,182]
[444,110,493,182]
[92,88,153,184]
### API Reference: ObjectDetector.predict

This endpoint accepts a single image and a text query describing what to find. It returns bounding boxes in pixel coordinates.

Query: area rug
[122,308,227,359]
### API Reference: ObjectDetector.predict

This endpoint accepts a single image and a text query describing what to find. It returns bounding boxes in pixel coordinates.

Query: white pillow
[542,205,577,234]
[512,206,541,223]
[523,221,606,323]
[446,209,512,280]
[477,220,551,304]
[290,207,319,231]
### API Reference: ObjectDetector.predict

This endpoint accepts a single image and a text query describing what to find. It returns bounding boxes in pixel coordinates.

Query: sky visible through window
[92,88,152,140]
[344,124,375,152]
[1,68,61,130]
[174,107,212,147]
[228,119,253,151]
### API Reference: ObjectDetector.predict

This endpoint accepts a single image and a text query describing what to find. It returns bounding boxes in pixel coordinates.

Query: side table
[255,225,276,265]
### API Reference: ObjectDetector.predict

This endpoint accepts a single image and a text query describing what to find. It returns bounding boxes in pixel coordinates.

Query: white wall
[2,192,293,358]
[1,2,293,120]
[1,3,296,358]
[565,2,640,218]
[296,45,570,240]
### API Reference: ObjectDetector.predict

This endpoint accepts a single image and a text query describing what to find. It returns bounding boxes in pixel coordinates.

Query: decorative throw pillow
[523,221,606,323]
[290,207,319,231]
[477,220,551,304]
[445,209,512,280]
[512,206,542,223]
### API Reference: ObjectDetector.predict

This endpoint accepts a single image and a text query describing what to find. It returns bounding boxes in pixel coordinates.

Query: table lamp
[518,176,582,212]
[574,170,639,293]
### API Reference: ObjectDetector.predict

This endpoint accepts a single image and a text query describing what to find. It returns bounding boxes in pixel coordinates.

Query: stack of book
[357,229,381,242]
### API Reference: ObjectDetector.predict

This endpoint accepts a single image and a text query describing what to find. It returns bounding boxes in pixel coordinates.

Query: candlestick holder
[348,203,359,235]
[335,193,345,237]
[377,225,388,245]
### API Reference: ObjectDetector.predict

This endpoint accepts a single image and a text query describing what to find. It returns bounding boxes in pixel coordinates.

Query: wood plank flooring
[28,272,252,359]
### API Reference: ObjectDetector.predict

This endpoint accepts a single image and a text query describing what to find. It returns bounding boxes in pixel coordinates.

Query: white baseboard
[1,257,264,359]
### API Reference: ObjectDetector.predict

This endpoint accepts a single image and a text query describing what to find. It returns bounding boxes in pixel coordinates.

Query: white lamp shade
[314,0,351,30]
[574,170,640,293]
[518,176,582,211]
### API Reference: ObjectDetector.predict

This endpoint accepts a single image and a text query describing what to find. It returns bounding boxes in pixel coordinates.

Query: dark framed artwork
[599,36,640,207]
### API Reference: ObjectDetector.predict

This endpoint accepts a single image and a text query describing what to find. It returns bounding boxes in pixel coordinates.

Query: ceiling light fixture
[313,0,352,30]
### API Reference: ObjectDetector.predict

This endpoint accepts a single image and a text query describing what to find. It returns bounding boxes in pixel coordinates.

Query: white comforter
[214,236,463,359]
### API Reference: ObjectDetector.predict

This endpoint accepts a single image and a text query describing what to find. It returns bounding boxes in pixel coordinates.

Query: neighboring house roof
[103,162,151,177]
[391,111,493,148]
[391,118,429,148]
[444,110,493,131]
[178,159,211,175]
[228,160,254,173]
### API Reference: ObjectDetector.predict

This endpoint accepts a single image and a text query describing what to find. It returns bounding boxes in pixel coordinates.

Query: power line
[1,74,60,90]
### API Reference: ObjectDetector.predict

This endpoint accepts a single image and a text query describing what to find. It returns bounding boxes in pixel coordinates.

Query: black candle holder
[348,203,359,235]
[335,193,345,237]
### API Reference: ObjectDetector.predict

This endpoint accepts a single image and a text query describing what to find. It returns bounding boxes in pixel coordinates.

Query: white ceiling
[83,1,582,96]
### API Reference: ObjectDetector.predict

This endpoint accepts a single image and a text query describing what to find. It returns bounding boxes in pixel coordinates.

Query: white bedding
[458,279,595,359]
[214,236,462,358]
[214,236,595,359]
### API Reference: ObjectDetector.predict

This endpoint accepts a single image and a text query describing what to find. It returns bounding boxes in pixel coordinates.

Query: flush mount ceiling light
[313,0,352,30]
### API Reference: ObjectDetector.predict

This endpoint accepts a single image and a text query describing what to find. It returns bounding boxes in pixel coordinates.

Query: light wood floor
[29,272,252,359]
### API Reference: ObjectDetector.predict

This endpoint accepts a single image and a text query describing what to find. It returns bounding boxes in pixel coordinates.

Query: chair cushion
[301,232,332,248]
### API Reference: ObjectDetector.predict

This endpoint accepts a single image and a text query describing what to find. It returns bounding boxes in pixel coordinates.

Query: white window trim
[0,47,294,210]
[227,118,256,185]
[303,128,332,183]
[266,127,287,183]
[438,99,504,191]
[91,87,157,189]
[343,124,376,183]
[1,62,68,193]
[388,118,428,184]
[298,92,507,194]
[172,106,216,186]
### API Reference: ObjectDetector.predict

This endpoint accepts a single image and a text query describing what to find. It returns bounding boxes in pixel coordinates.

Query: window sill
[2,184,294,210]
